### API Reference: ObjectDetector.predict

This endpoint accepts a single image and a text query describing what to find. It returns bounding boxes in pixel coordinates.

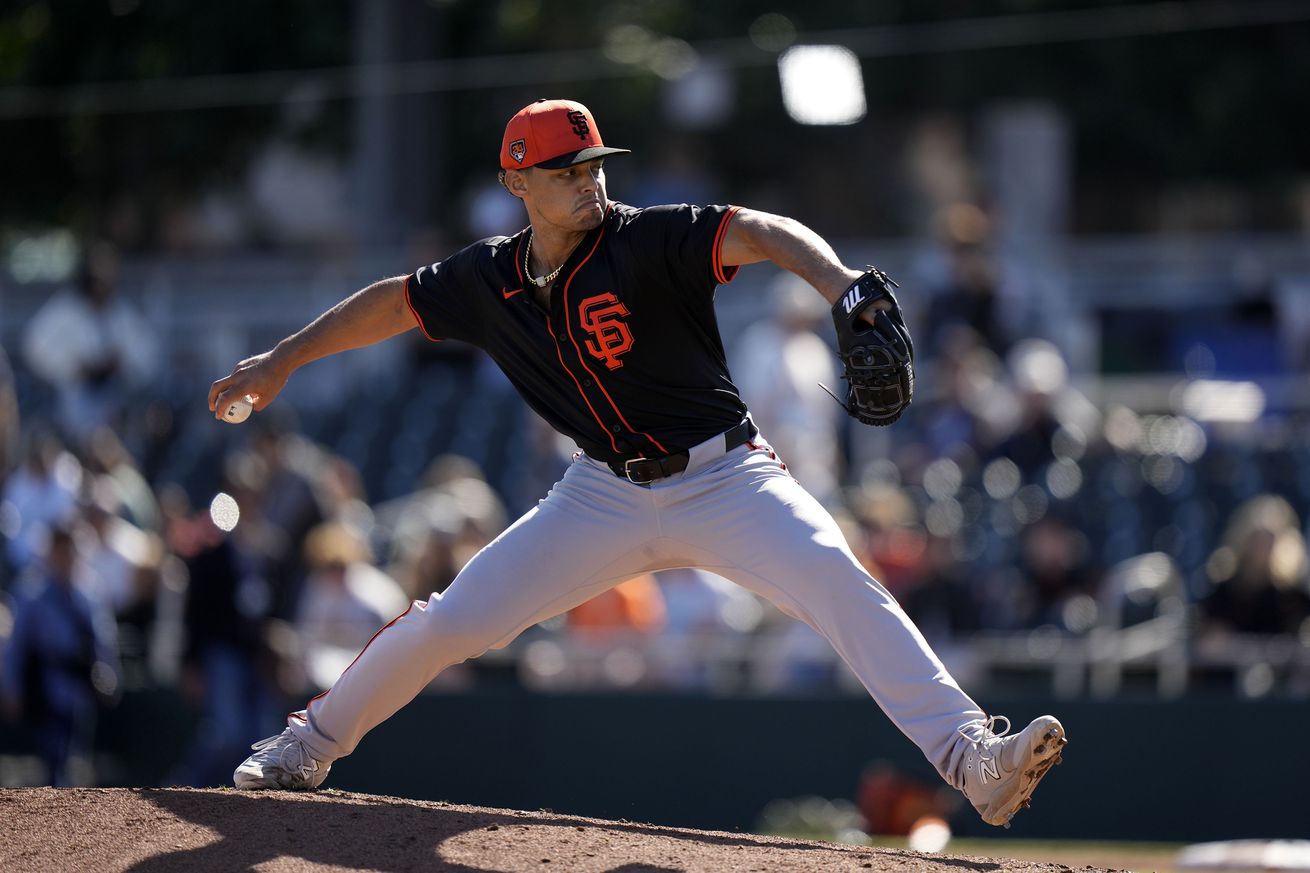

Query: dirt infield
[0,787,1119,872]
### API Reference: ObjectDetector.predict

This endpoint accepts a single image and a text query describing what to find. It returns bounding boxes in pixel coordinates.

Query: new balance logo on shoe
[959,714,1067,828]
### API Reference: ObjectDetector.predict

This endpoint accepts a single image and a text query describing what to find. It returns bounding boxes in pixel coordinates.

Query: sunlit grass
[870,837,1188,873]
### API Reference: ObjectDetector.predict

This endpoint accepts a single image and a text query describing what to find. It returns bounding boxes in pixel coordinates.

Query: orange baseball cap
[500,99,631,171]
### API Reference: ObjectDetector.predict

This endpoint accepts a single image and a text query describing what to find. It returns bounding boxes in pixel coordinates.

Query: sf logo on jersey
[578,293,633,370]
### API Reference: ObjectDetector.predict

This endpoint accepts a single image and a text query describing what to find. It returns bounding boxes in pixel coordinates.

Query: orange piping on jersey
[547,317,621,454]
[562,211,669,456]
[712,205,742,285]
[516,227,619,454]
[297,600,417,718]
[512,232,527,287]
[404,274,441,341]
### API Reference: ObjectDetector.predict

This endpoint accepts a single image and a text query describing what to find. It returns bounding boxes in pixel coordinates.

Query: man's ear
[503,168,530,199]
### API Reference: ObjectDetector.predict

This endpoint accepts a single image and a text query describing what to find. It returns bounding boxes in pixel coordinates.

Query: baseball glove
[824,267,914,427]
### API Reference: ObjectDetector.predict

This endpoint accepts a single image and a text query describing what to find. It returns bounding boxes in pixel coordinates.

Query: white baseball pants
[287,427,986,787]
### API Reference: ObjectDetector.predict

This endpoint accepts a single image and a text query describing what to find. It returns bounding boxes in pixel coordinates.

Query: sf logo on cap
[509,139,527,164]
[567,110,589,140]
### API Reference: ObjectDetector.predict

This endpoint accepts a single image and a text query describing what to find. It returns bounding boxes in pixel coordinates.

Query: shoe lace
[958,714,1011,750]
[250,731,319,779]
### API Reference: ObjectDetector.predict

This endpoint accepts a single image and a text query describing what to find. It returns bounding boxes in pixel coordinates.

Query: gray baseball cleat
[233,728,331,790]
[958,714,1066,828]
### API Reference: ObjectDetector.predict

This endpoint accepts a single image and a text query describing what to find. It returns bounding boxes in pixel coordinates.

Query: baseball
[222,394,254,424]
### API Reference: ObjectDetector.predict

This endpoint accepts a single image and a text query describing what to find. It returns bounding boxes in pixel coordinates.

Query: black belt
[607,419,757,485]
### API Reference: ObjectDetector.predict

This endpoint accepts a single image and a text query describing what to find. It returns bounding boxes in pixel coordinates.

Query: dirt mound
[0,787,1117,872]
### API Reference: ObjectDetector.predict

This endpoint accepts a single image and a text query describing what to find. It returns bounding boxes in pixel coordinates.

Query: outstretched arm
[719,209,865,304]
[208,275,416,420]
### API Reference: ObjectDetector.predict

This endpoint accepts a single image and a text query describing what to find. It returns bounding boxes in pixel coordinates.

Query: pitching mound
[0,787,1116,872]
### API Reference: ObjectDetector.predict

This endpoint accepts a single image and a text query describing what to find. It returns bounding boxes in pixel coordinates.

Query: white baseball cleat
[233,728,331,790]
[958,714,1066,828]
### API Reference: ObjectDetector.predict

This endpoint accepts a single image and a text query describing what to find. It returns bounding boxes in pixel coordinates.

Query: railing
[448,620,1310,700]
[456,550,1309,700]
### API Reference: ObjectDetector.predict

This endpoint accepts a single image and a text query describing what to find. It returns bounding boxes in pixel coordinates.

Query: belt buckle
[623,457,656,485]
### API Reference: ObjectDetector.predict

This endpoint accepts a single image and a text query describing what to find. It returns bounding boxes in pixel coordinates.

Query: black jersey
[405,201,747,463]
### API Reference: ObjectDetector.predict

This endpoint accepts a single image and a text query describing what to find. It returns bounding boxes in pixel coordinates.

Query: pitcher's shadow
[130,789,974,873]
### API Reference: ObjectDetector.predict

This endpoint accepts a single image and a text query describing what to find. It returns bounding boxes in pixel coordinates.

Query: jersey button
[583,379,592,387]
[611,424,621,433]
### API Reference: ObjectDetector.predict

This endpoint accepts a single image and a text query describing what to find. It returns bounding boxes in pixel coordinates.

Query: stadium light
[1178,379,1266,423]
[777,45,866,125]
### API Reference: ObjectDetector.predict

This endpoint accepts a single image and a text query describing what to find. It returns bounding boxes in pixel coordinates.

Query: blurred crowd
[2,231,1310,788]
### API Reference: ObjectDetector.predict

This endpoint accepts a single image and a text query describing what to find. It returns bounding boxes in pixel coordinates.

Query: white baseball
[222,395,254,424]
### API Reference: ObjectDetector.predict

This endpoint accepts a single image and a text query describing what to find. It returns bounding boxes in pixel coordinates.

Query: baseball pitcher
[210,99,1065,828]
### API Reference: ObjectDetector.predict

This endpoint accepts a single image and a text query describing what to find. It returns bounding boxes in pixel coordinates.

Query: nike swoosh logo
[502,287,522,300]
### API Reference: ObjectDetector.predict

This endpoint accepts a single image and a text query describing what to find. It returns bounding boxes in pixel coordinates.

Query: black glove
[826,267,914,427]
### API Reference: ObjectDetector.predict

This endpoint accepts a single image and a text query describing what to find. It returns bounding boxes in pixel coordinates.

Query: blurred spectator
[911,325,1015,466]
[0,344,17,479]
[20,242,160,444]
[754,618,842,691]
[384,454,507,600]
[1,522,120,786]
[566,574,666,640]
[991,338,1099,476]
[80,485,154,617]
[228,429,328,620]
[166,491,280,787]
[1,430,81,572]
[419,454,508,540]
[651,568,764,688]
[113,540,166,691]
[83,427,160,534]
[388,513,464,602]
[507,411,574,514]
[657,568,762,639]
[1200,495,1310,637]
[848,482,925,598]
[314,454,374,537]
[857,760,958,836]
[923,215,1008,357]
[901,533,981,641]
[295,521,408,691]
[1010,515,1102,631]
[731,273,842,504]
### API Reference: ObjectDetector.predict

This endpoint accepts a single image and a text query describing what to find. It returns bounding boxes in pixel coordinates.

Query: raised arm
[208,275,416,420]
[718,209,864,304]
